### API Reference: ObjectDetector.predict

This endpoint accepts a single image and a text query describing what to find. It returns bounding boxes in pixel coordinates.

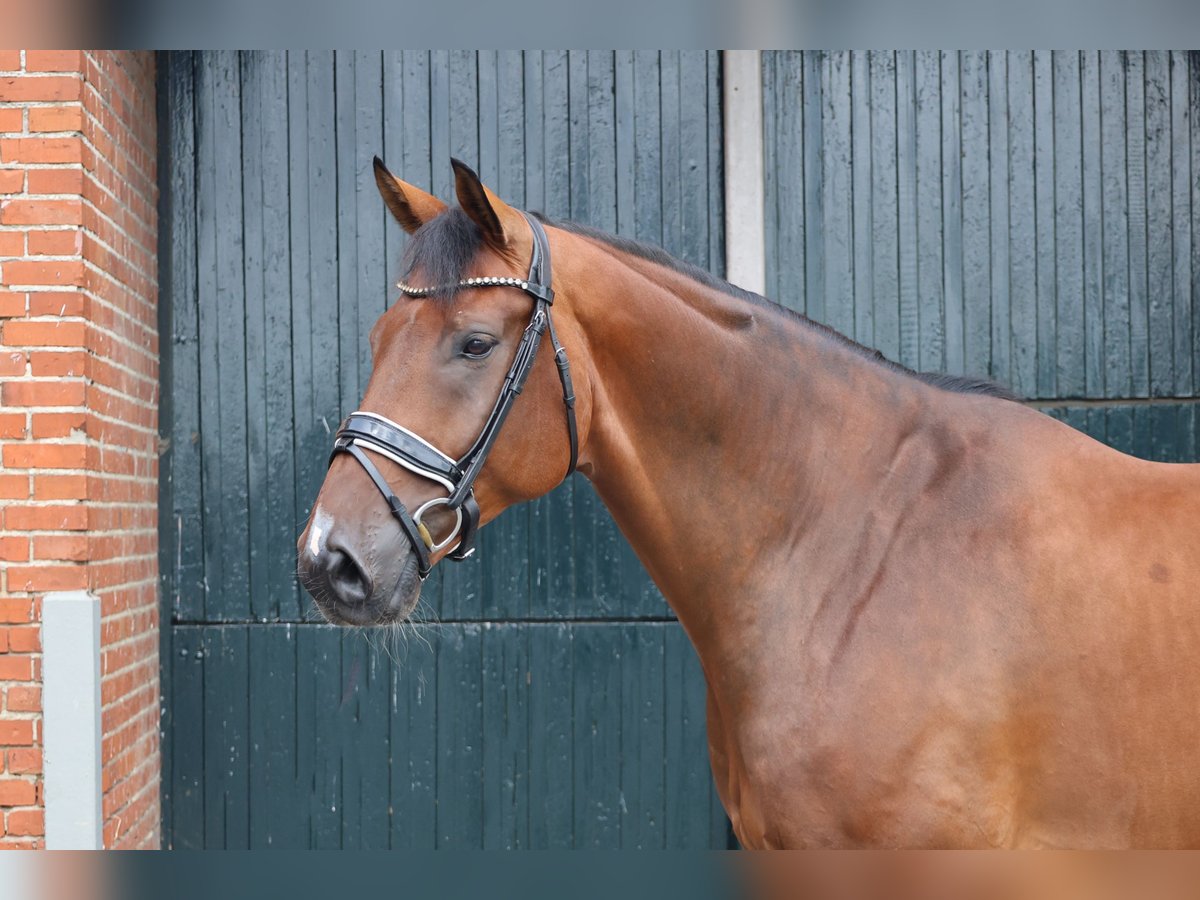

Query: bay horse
[298,157,1200,849]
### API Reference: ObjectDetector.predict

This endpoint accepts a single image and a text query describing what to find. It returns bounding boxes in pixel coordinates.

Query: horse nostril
[325,545,371,606]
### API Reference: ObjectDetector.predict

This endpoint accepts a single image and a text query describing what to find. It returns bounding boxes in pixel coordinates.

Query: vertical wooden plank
[1053,50,1085,398]
[664,624,718,847]
[915,51,945,373]
[296,627,342,847]
[341,632,392,848]
[707,50,725,279]
[334,51,362,415]
[247,624,305,847]
[1033,50,1058,397]
[803,52,826,324]
[169,627,204,848]
[193,54,223,622]
[850,51,873,347]
[620,624,665,848]
[567,50,591,224]
[681,51,716,272]
[659,51,682,260]
[388,625,437,848]
[529,623,574,847]
[822,52,854,337]
[1007,52,1038,398]
[1192,50,1200,397]
[960,50,991,378]
[500,50,527,204]
[573,625,622,847]
[481,624,530,848]
[1080,51,1105,397]
[355,52,386,390]
[1170,51,1193,396]
[436,624,483,848]
[870,51,900,360]
[1100,51,1132,399]
[895,51,920,369]
[761,51,780,302]
[1126,51,1151,397]
[240,53,271,624]
[941,51,965,375]
[1146,51,1175,397]
[988,51,1012,389]
[202,626,250,847]
[163,53,205,628]
[771,53,806,313]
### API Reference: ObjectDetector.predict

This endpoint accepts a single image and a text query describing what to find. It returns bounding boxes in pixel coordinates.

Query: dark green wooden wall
[761,50,1200,451]
[157,50,728,848]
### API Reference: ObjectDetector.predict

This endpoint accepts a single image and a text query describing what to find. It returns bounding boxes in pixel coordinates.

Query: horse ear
[373,156,446,234]
[450,158,526,252]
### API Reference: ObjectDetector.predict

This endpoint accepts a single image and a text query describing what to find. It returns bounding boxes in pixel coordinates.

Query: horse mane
[402,208,1019,402]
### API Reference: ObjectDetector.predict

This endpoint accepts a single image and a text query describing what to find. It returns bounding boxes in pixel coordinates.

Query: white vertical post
[722,50,766,296]
[43,590,103,850]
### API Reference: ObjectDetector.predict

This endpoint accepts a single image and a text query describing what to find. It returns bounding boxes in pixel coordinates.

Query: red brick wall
[0,51,159,849]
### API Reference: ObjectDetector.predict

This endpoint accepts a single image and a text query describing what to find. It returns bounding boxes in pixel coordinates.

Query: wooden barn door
[157,50,730,848]
[760,51,1200,459]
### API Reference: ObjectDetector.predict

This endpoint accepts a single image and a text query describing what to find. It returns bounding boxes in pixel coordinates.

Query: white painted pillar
[722,50,766,296]
[42,590,103,850]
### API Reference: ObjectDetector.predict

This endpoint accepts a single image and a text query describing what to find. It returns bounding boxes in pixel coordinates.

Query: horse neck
[563,240,940,655]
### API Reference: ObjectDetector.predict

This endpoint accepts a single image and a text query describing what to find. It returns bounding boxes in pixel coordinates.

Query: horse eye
[461,337,495,359]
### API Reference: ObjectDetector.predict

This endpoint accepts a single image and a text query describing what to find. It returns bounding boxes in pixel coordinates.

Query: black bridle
[329,213,577,579]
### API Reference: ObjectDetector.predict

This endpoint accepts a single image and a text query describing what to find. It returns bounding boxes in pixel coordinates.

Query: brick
[7,749,42,775]
[0,348,25,375]
[34,533,88,560]
[0,659,33,686]
[4,440,88,468]
[5,564,86,592]
[0,137,83,165]
[0,291,26,316]
[3,503,87,531]
[0,108,21,132]
[1,379,87,407]
[0,535,29,561]
[0,473,28,499]
[0,258,86,287]
[0,199,83,226]
[7,626,39,652]
[27,292,85,318]
[25,51,84,73]
[29,105,83,134]
[0,51,19,71]
[27,230,80,256]
[0,170,23,194]
[25,168,82,196]
[0,412,25,438]
[5,687,41,713]
[30,348,86,376]
[2,318,86,346]
[0,76,82,104]
[7,809,44,837]
[0,598,33,623]
[33,474,86,500]
[0,780,37,806]
[0,231,23,256]
[31,411,87,438]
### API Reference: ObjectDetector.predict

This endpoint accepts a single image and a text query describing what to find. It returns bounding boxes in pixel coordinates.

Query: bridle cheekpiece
[329,213,577,580]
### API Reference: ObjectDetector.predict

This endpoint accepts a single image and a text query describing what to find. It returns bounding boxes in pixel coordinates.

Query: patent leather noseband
[329,213,577,579]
